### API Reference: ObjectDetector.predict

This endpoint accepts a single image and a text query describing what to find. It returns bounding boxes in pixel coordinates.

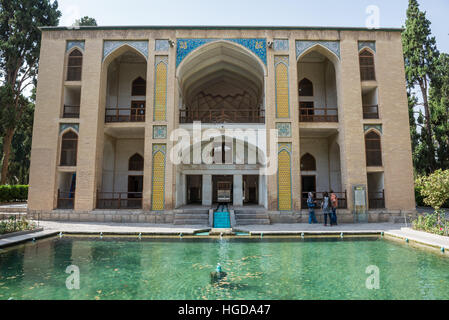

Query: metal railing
[368,190,385,209]
[301,191,347,210]
[363,105,379,119]
[63,105,80,118]
[180,109,265,124]
[96,191,143,209]
[105,107,145,123]
[299,107,338,122]
[57,190,75,209]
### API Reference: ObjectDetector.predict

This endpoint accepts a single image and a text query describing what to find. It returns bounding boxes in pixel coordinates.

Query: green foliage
[75,16,97,26]
[0,216,36,235]
[413,213,448,237]
[0,185,28,203]
[416,169,449,210]
[0,0,61,184]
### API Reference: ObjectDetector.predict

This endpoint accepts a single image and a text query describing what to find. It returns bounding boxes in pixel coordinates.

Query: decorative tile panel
[103,41,149,61]
[296,40,340,60]
[151,144,166,211]
[155,39,170,52]
[273,39,289,51]
[60,123,79,134]
[154,56,168,121]
[278,143,292,211]
[275,56,290,119]
[153,125,167,139]
[364,124,382,134]
[67,41,85,52]
[176,38,267,67]
[276,123,292,138]
[358,41,376,53]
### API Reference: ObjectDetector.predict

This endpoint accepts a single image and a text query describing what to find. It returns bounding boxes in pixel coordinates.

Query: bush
[415,170,449,209]
[412,213,449,237]
[0,185,29,203]
[0,216,36,235]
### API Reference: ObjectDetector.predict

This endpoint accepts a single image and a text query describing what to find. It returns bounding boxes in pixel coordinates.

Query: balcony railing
[368,190,385,209]
[363,105,379,119]
[105,108,145,123]
[180,109,265,124]
[63,105,80,118]
[301,191,347,210]
[57,190,75,209]
[299,107,338,123]
[96,191,143,209]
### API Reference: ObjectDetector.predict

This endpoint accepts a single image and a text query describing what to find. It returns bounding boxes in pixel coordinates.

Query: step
[174,213,209,220]
[173,219,209,225]
[235,214,270,220]
[180,209,210,215]
[235,218,271,225]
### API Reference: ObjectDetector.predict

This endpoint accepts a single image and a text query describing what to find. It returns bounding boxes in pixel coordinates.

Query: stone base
[27,210,174,224]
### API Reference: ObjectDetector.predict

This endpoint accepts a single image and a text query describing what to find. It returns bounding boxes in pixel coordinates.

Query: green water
[0,237,449,300]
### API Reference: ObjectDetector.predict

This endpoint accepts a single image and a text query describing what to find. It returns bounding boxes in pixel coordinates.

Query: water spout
[59,232,63,238]
[138,233,142,239]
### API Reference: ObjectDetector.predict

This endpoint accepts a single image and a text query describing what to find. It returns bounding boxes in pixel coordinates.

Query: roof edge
[39,25,404,32]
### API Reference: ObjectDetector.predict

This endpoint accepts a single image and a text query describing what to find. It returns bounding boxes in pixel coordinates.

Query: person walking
[307,192,318,224]
[321,192,331,226]
[330,190,338,226]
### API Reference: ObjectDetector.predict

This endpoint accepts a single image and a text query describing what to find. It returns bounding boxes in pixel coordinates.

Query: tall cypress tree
[0,0,61,184]
[402,0,440,174]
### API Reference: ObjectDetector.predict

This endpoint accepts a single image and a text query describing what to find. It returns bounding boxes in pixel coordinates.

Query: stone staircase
[234,207,270,225]
[173,208,210,226]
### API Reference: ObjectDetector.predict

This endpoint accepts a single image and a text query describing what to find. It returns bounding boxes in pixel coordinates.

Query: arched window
[132,77,146,96]
[60,131,78,166]
[301,153,316,171]
[299,78,314,96]
[365,131,382,166]
[359,50,375,81]
[129,153,144,171]
[67,49,83,81]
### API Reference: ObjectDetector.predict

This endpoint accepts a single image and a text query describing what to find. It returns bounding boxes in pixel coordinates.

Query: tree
[416,169,449,211]
[0,0,61,184]
[75,16,97,27]
[402,0,440,174]
[429,53,449,170]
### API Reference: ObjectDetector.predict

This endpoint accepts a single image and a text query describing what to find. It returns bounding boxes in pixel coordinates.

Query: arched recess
[129,153,144,171]
[359,49,376,81]
[301,153,316,171]
[177,41,266,124]
[60,130,78,166]
[297,44,340,121]
[100,44,148,122]
[365,130,382,167]
[299,78,314,97]
[66,48,83,81]
[132,77,146,96]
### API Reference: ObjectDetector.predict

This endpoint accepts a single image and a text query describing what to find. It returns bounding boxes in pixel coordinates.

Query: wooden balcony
[63,105,80,118]
[57,190,75,209]
[363,105,379,119]
[105,108,145,123]
[301,191,347,210]
[299,107,338,123]
[96,191,142,209]
[368,190,385,209]
[180,108,265,124]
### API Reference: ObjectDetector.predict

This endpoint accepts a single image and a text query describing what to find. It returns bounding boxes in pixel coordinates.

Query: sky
[57,0,449,53]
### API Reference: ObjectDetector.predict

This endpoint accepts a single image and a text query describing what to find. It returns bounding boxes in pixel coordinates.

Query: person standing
[321,192,331,226]
[330,190,338,226]
[307,192,318,224]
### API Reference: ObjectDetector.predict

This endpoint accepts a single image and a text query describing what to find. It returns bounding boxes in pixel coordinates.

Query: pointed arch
[301,153,316,171]
[299,78,314,97]
[60,130,78,166]
[132,77,146,96]
[67,49,83,81]
[365,130,382,166]
[129,153,144,171]
[297,43,340,66]
[359,49,376,81]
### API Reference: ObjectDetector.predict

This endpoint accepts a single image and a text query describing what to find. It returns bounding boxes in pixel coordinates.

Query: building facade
[28,26,416,224]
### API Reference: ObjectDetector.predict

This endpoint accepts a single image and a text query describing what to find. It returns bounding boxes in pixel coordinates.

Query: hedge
[0,185,29,203]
